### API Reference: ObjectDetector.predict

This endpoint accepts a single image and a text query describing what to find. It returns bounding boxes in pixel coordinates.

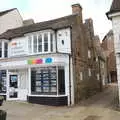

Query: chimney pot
[72,3,82,14]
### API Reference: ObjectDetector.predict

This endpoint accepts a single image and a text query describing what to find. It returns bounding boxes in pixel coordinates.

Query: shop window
[31,67,57,95]
[4,42,8,57]
[0,70,6,93]
[0,42,2,57]
[58,67,65,95]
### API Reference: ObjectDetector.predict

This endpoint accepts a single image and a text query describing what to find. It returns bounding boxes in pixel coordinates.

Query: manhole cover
[84,115,101,120]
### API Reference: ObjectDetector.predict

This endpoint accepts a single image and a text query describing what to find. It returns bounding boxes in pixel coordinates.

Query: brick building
[0,4,102,106]
[101,30,117,83]
[94,35,107,88]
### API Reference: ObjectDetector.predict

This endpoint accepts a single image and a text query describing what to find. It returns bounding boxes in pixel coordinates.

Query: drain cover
[84,115,101,120]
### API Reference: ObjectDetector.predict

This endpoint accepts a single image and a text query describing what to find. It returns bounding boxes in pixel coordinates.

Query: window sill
[29,94,67,97]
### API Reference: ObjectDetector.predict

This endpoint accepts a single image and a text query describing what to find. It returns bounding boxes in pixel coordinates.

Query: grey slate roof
[0,8,16,16]
[0,14,77,40]
[107,0,120,15]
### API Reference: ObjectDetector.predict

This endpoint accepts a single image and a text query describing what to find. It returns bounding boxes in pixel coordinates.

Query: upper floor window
[0,41,8,58]
[50,33,53,52]
[4,42,8,58]
[38,34,42,52]
[44,33,48,52]
[28,31,55,54]
[0,42,2,57]
[33,35,37,53]
[28,36,32,53]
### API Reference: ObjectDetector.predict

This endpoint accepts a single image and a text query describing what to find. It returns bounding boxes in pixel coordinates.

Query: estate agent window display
[31,66,65,95]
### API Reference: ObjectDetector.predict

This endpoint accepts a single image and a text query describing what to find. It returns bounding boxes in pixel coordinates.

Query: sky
[0,0,113,41]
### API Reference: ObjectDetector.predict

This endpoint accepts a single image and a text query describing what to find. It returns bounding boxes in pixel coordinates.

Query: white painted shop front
[0,54,73,105]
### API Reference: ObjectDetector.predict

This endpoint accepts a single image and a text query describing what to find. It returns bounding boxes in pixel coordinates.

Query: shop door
[8,74,19,100]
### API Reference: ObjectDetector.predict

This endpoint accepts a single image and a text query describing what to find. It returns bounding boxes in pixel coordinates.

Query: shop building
[0,4,101,106]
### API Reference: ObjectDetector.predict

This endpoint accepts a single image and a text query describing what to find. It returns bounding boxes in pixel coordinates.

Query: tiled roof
[0,14,77,39]
[107,0,120,15]
[0,8,16,16]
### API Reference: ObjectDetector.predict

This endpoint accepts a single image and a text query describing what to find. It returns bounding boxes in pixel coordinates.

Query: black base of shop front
[27,96,68,106]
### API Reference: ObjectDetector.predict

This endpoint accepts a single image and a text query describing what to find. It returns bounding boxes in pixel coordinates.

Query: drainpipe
[98,57,102,91]
[69,27,73,106]
[69,55,72,105]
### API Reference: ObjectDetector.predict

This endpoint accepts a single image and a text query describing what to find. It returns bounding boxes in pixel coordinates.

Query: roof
[0,14,77,40]
[106,0,120,17]
[0,8,16,16]
[102,30,113,41]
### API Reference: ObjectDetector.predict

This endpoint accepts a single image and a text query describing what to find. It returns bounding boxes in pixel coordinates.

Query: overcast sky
[1,0,113,41]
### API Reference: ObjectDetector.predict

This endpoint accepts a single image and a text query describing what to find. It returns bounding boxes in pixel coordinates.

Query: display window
[31,66,65,95]
[31,67,57,95]
[0,70,6,93]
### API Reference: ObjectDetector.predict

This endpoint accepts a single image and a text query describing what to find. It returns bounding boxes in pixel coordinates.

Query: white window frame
[27,30,55,55]
[0,40,8,58]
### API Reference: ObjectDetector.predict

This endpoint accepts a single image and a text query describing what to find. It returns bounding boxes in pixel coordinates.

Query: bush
[0,110,7,120]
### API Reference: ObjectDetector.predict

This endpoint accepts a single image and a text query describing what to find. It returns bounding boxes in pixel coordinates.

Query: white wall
[0,9,23,34]
[57,28,71,53]
[111,13,120,105]
[112,16,120,54]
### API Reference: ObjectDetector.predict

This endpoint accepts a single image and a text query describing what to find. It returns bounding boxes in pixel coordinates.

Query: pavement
[1,83,120,120]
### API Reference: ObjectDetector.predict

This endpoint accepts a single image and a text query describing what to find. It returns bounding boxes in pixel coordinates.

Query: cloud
[0,0,113,40]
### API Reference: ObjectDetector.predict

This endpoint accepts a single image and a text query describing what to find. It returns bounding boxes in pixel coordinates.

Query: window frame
[31,66,65,95]
[0,40,8,58]
[28,30,55,55]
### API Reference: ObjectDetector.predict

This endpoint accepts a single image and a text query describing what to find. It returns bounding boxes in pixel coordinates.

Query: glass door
[8,74,18,100]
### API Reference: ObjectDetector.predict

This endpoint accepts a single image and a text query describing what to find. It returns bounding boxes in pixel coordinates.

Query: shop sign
[9,38,27,57]
[28,58,53,65]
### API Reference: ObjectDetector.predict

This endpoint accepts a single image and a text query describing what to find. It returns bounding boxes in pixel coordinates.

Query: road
[1,83,120,120]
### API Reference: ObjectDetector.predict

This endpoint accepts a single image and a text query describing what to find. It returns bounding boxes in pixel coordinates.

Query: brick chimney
[72,3,83,22]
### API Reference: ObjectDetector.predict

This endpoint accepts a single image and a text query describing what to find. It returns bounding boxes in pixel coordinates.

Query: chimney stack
[72,3,83,22]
